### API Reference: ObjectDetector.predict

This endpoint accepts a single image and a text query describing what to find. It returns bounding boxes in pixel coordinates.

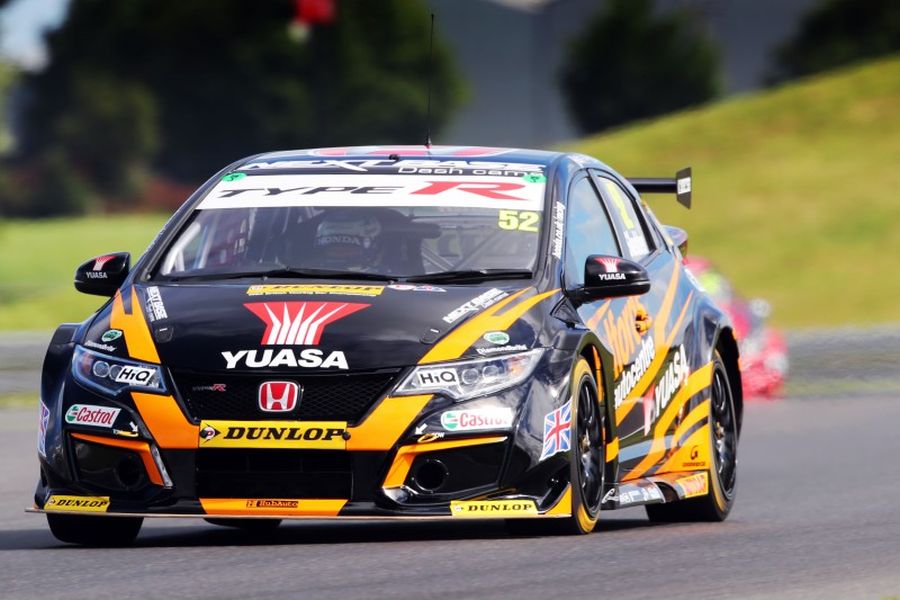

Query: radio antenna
[424,13,435,148]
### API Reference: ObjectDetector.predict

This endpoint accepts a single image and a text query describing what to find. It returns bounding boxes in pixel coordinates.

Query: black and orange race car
[31,146,742,545]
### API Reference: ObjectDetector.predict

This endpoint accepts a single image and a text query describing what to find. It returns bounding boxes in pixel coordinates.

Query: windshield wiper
[402,269,533,283]
[165,267,397,282]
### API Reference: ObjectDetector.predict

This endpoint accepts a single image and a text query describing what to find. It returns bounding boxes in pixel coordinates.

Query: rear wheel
[204,518,282,533]
[646,349,738,522]
[47,514,143,546]
[508,358,605,536]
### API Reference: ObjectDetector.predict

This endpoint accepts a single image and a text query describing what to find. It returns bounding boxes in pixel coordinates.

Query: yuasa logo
[596,257,621,273]
[258,381,300,412]
[93,255,116,271]
[244,301,368,345]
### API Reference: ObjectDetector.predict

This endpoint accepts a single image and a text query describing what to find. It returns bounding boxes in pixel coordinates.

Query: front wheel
[646,349,738,522]
[508,358,605,536]
[47,514,143,546]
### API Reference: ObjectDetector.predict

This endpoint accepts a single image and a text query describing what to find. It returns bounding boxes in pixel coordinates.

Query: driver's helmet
[313,209,384,271]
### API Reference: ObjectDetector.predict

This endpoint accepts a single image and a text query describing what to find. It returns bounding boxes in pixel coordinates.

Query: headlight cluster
[71,346,166,396]
[394,349,544,401]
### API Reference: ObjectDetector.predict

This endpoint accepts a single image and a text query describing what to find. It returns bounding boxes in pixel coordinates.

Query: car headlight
[71,346,167,397]
[394,349,544,401]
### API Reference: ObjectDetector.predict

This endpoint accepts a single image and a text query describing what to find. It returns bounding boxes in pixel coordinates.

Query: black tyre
[646,349,738,522]
[508,358,605,536]
[204,518,282,532]
[47,514,143,546]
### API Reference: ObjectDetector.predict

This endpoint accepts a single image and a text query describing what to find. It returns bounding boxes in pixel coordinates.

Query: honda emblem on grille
[258,381,301,412]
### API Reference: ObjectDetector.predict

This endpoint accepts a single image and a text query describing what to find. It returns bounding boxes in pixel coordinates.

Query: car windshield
[155,172,546,280]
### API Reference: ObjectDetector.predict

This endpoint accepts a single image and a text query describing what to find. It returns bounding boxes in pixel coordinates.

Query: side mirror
[74,253,131,297]
[571,255,651,302]
[664,225,688,257]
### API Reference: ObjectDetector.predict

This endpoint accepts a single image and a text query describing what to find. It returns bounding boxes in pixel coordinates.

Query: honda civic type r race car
[31,146,742,545]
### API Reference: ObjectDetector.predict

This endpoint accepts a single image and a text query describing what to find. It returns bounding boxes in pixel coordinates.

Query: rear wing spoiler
[627,167,692,209]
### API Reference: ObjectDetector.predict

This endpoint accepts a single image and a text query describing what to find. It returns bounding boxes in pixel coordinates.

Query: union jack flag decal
[540,401,572,461]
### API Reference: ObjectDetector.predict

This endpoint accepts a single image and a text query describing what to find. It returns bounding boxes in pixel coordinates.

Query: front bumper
[34,350,577,520]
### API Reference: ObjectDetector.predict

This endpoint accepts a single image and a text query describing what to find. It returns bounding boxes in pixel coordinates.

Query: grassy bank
[0,214,167,330]
[562,56,900,327]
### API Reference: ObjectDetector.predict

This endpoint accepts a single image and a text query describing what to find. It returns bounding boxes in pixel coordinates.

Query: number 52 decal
[498,210,540,232]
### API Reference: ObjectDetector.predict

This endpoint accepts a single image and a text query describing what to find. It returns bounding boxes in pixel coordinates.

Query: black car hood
[84,281,540,373]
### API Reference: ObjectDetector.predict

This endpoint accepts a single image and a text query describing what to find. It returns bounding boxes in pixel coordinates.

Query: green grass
[0,392,37,408]
[1,58,899,330]
[0,214,167,330]
[562,55,900,327]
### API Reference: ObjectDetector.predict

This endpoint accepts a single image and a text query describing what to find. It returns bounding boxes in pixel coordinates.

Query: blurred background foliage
[0,0,897,330]
[2,0,465,216]
[560,0,720,135]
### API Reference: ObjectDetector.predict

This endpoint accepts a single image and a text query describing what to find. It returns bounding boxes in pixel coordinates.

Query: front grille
[196,450,352,498]
[171,370,399,423]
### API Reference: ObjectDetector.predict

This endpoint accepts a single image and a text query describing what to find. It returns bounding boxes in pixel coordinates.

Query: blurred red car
[684,257,788,398]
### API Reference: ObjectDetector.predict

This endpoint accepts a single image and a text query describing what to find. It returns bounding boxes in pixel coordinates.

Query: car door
[576,170,692,479]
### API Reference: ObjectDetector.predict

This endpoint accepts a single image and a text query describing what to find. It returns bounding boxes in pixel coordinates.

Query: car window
[563,177,620,287]
[594,176,653,260]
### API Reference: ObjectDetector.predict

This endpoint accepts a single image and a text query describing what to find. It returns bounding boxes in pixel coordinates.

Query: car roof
[239,145,570,169]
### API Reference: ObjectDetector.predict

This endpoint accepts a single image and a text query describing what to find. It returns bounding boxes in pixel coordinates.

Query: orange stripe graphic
[346,395,433,451]
[110,287,160,363]
[420,287,559,364]
[622,361,713,480]
[70,432,164,485]
[382,436,507,488]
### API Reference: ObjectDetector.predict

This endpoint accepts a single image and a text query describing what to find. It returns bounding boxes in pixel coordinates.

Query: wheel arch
[714,327,743,436]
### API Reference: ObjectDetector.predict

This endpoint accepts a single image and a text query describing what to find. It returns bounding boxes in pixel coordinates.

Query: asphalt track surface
[1,395,899,600]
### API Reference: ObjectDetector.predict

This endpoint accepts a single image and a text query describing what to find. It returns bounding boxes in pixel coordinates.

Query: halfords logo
[45,495,110,513]
[450,499,538,518]
[245,301,368,345]
[258,381,300,412]
[198,420,347,449]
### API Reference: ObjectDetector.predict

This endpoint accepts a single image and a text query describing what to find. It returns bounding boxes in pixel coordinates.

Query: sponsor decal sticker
[38,401,50,457]
[45,495,110,513]
[440,408,514,431]
[551,201,565,259]
[442,288,507,324]
[676,472,709,498]
[652,345,690,420]
[258,381,301,412]
[483,331,510,345]
[144,286,168,322]
[221,172,247,182]
[244,157,542,175]
[224,301,368,370]
[101,329,123,342]
[198,420,347,449]
[198,174,545,211]
[192,383,227,392]
[65,404,121,428]
[476,343,528,356]
[450,499,538,517]
[416,432,445,444]
[246,499,299,509]
[539,401,572,461]
[84,340,117,353]
[92,255,116,271]
[595,256,626,281]
[247,284,384,297]
[682,444,708,469]
[613,336,656,410]
[416,367,459,387]
[387,284,446,293]
[113,365,157,385]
